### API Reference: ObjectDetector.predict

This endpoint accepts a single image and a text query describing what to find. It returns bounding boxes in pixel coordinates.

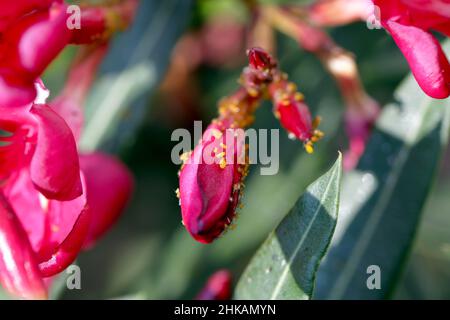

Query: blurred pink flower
[196,270,233,300]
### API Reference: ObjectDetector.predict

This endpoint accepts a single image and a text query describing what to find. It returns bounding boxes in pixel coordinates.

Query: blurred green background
[40,0,450,299]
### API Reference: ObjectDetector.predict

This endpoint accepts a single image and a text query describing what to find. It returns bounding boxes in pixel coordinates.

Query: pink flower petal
[386,20,450,99]
[0,191,47,300]
[4,169,89,277]
[79,152,133,248]
[0,73,36,108]
[29,104,82,201]
[38,205,90,277]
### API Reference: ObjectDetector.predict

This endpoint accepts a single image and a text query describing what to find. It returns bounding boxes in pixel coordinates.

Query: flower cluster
[177,48,322,244]
[0,1,137,299]
[373,0,450,99]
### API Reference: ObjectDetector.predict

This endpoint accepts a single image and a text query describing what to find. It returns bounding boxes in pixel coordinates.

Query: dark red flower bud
[247,47,276,70]
[196,270,233,300]
[270,80,323,153]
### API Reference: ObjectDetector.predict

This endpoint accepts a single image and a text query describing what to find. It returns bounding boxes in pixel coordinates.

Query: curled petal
[38,205,90,277]
[196,270,233,300]
[0,192,47,300]
[385,20,450,99]
[29,104,82,201]
[79,152,134,248]
[4,170,88,270]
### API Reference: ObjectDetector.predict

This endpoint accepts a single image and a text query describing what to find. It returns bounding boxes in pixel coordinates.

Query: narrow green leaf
[314,44,450,299]
[234,154,342,300]
[80,0,192,152]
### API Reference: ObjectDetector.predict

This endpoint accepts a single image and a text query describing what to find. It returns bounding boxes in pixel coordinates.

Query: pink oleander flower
[196,270,233,300]
[373,0,450,98]
[0,76,133,300]
[0,27,134,297]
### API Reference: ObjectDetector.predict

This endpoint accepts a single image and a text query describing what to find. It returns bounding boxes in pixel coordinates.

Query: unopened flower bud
[196,270,233,300]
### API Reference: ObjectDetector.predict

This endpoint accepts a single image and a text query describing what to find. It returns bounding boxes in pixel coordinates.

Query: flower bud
[196,270,232,300]
[247,47,276,70]
[270,80,323,153]
[179,124,247,244]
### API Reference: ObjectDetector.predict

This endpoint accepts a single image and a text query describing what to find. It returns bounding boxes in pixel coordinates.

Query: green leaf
[234,154,342,300]
[79,0,193,152]
[314,52,450,299]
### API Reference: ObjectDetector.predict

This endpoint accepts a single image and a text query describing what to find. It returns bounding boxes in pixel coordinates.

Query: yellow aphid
[180,152,190,162]
[219,158,227,169]
[314,130,325,141]
[220,143,227,149]
[175,188,180,198]
[211,129,223,139]
[248,88,259,97]
[305,142,314,154]
[294,92,304,101]
[287,82,297,93]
